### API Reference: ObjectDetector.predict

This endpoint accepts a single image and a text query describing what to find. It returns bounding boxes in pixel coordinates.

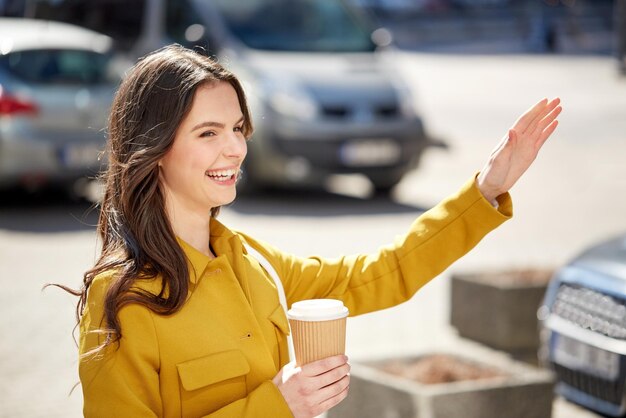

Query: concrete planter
[450,269,552,361]
[329,342,555,418]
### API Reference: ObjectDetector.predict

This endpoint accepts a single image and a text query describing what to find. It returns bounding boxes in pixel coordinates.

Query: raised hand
[477,98,562,204]
[272,355,350,418]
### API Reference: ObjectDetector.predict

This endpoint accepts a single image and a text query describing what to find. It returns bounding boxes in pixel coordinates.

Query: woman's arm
[243,174,512,316]
[243,98,561,316]
[197,381,294,418]
[204,355,350,418]
[79,278,162,417]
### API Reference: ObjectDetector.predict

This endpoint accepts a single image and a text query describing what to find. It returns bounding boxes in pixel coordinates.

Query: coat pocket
[177,349,250,416]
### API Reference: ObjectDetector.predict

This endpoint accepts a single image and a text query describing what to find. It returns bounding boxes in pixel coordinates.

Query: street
[1,52,625,417]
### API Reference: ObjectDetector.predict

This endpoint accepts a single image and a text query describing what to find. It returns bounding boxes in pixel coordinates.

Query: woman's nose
[224,132,247,159]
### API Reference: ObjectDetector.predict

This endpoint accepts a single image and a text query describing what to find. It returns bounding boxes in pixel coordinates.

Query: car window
[0,49,112,85]
[30,0,145,52]
[208,0,376,52]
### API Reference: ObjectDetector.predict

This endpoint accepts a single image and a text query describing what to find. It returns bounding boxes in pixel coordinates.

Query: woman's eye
[234,126,243,132]
[200,131,216,137]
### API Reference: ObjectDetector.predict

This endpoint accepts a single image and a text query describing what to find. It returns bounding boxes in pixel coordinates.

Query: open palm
[477,98,562,203]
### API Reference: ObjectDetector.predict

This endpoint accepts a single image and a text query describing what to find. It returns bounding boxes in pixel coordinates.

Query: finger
[522,98,560,135]
[508,129,517,147]
[302,355,348,377]
[536,120,559,149]
[524,98,560,135]
[313,374,350,404]
[312,376,350,415]
[311,362,350,390]
[514,98,548,132]
[532,105,562,138]
[497,128,516,153]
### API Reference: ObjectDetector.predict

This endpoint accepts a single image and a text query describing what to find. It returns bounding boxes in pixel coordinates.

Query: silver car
[539,234,626,416]
[187,0,431,194]
[0,18,117,192]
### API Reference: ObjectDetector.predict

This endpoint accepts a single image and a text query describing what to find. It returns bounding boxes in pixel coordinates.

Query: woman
[76,45,561,417]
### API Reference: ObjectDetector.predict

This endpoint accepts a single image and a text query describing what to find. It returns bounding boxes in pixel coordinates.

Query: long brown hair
[62,44,253,354]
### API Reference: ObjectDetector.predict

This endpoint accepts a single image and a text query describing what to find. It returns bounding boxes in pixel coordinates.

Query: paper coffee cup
[287,299,349,366]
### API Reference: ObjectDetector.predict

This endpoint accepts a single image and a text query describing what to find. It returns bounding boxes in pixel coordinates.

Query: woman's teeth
[206,169,236,180]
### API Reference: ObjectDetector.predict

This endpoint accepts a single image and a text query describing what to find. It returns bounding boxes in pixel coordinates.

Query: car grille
[321,105,350,118]
[554,363,625,405]
[552,284,626,339]
[320,104,399,119]
[375,104,399,118]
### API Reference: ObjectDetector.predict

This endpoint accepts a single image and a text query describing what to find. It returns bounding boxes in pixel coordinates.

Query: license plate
[553,334,620,380]
[58,143,102,168]
[339,139,401,167]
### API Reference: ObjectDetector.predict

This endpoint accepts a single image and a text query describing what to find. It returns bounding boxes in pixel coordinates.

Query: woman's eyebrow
[191,115,245,132]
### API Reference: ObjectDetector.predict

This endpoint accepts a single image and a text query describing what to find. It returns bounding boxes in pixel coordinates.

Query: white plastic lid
[287,299,349,322]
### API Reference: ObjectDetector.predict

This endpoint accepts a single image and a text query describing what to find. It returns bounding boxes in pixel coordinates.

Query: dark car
[539,234,626,417]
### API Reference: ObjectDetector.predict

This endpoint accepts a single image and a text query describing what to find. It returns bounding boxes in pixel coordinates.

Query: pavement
[1,52,625,417]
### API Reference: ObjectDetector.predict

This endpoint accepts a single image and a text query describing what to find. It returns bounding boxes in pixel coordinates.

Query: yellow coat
[79,175,513,417]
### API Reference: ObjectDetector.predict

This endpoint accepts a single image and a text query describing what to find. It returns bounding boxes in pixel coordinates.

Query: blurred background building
[0,0,621,56]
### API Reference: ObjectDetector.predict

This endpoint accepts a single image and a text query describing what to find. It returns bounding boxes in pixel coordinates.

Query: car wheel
[368,173,404,196]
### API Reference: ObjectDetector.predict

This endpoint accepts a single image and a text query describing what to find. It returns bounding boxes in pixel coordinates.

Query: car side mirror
[371,27,393,48]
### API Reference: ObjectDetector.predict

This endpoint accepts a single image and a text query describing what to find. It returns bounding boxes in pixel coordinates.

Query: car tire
[368,173,404,196]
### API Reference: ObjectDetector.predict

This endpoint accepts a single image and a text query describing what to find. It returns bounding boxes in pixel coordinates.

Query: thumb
[508,129,517,145]
[280,361,300,384]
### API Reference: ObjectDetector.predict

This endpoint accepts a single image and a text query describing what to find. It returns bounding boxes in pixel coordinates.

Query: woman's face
[159,81,247,216]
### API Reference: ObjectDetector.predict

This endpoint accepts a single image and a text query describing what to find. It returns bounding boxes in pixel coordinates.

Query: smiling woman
[158,82,248,254]
[57,44,561,418]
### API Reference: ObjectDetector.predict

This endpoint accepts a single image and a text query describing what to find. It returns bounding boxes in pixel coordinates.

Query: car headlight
[393,81,419,118]
[262,75,319,121]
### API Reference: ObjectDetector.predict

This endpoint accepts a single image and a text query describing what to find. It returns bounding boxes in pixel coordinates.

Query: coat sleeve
[79,275,295,418]
[240,174,513,317]
[79,275,163,417]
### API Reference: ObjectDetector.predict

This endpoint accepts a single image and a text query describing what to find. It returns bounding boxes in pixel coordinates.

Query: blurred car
[0,17,117,192]
[539,233,626,417]
[27,0,433,194]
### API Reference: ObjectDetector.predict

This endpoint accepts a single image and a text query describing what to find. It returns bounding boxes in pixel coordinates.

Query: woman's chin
[208,189,237,209]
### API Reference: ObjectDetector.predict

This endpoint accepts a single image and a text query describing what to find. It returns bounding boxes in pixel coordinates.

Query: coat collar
[176,217,246,284]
